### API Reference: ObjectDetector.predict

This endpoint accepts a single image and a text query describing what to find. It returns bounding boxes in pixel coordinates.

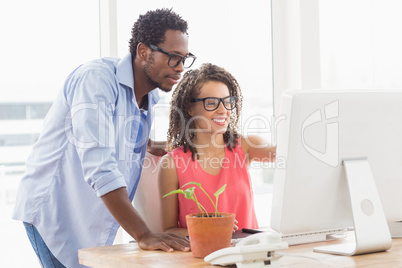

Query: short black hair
[129,8,188,58]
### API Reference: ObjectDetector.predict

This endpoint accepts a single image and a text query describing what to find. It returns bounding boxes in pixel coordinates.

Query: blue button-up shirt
[13,53,159,267]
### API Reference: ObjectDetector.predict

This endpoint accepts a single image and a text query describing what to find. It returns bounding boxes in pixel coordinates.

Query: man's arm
[101,187,190,252]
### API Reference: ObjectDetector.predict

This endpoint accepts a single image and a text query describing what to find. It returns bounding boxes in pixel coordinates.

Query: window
[320,0,402,89]
[29,103,53,119]
[0,134,40,147]
[0,104,26,120]
[0,103,52,120]
[0,1,100,267]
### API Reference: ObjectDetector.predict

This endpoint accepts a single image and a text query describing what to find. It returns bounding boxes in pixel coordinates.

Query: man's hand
[137,231,190,252]
[147,139,167,156]
[101,188,189,253]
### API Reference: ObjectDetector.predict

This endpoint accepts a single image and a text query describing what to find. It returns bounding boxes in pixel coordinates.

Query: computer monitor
[270,89,402,255]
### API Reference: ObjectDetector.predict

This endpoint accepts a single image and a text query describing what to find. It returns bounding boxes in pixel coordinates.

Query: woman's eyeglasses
[190,96,238,111]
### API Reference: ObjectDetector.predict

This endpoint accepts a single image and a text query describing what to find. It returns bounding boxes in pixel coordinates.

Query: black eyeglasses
[190,96,238,111]
[149,44,196,69]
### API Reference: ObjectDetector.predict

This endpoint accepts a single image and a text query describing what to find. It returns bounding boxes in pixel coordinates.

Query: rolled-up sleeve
[92,168,127,197]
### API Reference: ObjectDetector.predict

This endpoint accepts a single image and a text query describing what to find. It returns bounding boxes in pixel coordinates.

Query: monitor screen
[270,89,402,255]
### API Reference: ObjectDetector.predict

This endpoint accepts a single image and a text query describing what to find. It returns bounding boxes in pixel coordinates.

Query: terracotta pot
[186,212,235,258]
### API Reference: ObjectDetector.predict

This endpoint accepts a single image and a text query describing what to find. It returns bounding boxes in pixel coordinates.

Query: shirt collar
[116,52,160,106]
[116,53,134,89]
[149,87,160,105]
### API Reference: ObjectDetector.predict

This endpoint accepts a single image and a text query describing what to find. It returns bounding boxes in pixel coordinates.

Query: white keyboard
[239,227,347,246]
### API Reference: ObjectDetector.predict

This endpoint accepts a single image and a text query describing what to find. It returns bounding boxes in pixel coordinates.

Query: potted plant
[163,182,235,258]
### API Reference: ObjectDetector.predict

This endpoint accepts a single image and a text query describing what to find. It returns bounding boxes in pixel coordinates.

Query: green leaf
[183,187,195,199]
[182,181,201,188]
[214,184,227,198]
[162,189,184,198]
[167,181,227,217]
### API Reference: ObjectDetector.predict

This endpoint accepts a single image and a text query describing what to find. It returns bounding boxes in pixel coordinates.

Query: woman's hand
[233,219,239,232]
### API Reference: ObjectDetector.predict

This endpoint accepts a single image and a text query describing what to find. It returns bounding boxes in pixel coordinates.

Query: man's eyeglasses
[149,44,196,69]
[190,96,238,111]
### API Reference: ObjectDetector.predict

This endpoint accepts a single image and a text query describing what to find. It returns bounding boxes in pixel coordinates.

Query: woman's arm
[158,154,189,237]
[241,136,276,165]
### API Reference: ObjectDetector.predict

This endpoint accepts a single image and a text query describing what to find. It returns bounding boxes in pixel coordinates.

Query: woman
[158,63,276,237]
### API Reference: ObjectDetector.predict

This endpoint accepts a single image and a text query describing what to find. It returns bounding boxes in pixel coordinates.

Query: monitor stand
[314,158,392,255]
[389,221,402,237]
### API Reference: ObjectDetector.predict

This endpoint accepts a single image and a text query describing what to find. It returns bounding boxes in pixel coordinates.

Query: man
[13,8,196,268]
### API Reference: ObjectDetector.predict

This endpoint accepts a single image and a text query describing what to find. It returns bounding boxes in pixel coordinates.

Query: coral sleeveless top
[169,141,258,229]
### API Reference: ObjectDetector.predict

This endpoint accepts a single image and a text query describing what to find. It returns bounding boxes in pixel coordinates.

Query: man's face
[144,29,190,92]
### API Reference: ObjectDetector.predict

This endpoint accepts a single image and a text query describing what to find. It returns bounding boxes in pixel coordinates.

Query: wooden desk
[79,237,402,268]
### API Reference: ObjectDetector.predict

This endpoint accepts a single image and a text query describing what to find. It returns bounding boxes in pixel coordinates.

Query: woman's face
[189,81,232,137]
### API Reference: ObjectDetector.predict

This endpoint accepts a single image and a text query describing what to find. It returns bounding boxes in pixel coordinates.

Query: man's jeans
[23,222,66,268]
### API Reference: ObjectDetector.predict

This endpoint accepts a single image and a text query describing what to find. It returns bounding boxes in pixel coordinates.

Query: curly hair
[167,63,243,160]
[129,8,188,58]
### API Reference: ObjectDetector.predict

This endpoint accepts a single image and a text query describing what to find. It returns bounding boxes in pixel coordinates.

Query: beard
[144,54,173,93]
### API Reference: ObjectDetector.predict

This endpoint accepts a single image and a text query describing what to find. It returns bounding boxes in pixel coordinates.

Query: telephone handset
[204,232,288,267]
